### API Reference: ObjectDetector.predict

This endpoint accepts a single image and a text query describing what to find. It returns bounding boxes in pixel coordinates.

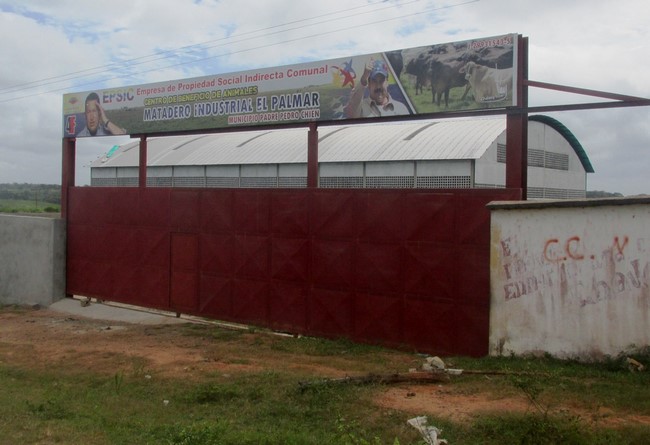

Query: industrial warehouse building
[91,114,593,199]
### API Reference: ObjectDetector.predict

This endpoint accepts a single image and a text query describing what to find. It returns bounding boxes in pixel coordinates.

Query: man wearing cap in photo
[344,59,410,118]
[77,92,126,137]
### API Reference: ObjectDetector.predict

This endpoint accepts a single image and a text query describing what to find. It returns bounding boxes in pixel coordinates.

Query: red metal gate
[66,186,520,356]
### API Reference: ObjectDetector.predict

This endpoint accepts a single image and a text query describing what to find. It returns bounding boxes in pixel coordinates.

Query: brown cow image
[406,56,470,107]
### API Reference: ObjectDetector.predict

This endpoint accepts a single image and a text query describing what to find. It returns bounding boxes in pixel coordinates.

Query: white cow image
[460,61,513,103]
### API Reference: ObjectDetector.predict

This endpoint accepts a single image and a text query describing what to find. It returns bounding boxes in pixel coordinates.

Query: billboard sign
[63,33,518,138]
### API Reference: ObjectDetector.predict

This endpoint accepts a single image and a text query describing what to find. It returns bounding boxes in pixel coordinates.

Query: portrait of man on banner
[76,92,127,137]
[343,58,412,119]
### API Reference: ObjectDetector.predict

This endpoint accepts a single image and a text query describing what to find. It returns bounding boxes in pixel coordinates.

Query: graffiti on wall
[500,234,649,306]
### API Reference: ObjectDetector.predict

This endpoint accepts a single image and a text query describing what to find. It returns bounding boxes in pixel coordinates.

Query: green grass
[0,198,60,213]
[2,318,650,444]
[0,364,408,444]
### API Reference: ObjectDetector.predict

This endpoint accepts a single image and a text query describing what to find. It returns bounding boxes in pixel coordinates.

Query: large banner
[63,33,518,138]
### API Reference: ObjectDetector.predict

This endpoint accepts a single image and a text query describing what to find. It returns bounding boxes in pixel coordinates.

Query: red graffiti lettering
[544,239,561,262]
[544,236,586,263]
[565,236,584,260]
[613,236,629,255]
[500,238,512,257]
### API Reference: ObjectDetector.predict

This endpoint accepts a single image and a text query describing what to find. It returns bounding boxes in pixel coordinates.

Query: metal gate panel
[108,189,141,226]
[233,235,270,279]
[67,186,522,356]
[270,191,310,236]
[66,224,96,262]
[109,227,140,264]
[311,239,355,289]
[199,274,232,317]
[67,258,111,299]
[402,193,455,243]
[113,229,170,308]
[455,194,494,246]
[200,233,234,275]
[138,230,170,269]
[200,191,233,232]
[309,288,355,337]
[67,225,115,298]
[358,191,405,242]
[232,190,271,234]
[112,263,143,302]
[456,245,491,307]
[137,189,171,228]
[311,190,360,239]
[170,270,199,312]
[355,242,403,293]
[64,229,87,294]
[456,304,490,357]
[170,233,199,312]
[268,280,308,332]
[403,243,456,299]
[403,299,457,355]
[354,293,402,345]
[171,190,201,232]
[271,237,310,282]
[232,278,268,324]
[137,265,170,308]
[67,187,113,225]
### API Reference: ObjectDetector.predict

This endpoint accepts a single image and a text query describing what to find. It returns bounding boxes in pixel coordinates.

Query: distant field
[0,198,60,213]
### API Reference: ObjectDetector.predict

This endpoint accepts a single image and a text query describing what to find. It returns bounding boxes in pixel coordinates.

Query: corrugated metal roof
[93,118,508,168]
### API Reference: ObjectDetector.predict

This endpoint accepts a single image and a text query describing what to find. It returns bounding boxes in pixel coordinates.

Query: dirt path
[1,305,648,428]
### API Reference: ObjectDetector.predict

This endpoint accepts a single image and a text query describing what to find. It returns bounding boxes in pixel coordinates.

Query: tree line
[0,183,61,204]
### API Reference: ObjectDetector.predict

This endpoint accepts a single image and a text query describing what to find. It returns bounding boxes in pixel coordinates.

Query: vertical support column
[307,122,319,188]
[61,137,76,220]
[505,35,529,199]
[139,135,148,188]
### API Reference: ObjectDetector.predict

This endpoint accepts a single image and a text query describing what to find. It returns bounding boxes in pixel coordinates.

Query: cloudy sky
[0,0,648,195]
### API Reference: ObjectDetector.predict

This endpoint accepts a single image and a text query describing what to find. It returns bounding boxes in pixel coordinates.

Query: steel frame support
[308,122,318,188]
[61,137,76,220]
[139,136,147,188]
[505,36,529,198]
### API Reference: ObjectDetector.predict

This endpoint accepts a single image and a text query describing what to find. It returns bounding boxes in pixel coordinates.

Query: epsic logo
[102,88,135,104]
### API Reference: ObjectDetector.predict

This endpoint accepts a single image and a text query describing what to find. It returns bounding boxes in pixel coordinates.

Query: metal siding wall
[67,187,520,356]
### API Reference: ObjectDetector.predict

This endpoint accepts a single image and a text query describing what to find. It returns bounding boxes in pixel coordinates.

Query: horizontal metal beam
[513,99,650,114]
[525,79,647,102]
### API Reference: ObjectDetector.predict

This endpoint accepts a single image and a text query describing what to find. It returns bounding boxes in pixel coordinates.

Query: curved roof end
[529,114,595,173]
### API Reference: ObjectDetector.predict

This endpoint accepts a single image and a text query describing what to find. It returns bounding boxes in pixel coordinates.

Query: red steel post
[506,36,528,199]
[139,136,147,188]
[61,137,76,220]
[307,122,319,188]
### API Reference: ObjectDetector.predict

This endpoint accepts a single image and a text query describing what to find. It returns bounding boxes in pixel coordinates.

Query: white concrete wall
[0,215,66,306]
[489,198,650,359]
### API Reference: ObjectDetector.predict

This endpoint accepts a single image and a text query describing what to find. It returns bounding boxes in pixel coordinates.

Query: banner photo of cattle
[62,34,517,138]
[398,34,517,113]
